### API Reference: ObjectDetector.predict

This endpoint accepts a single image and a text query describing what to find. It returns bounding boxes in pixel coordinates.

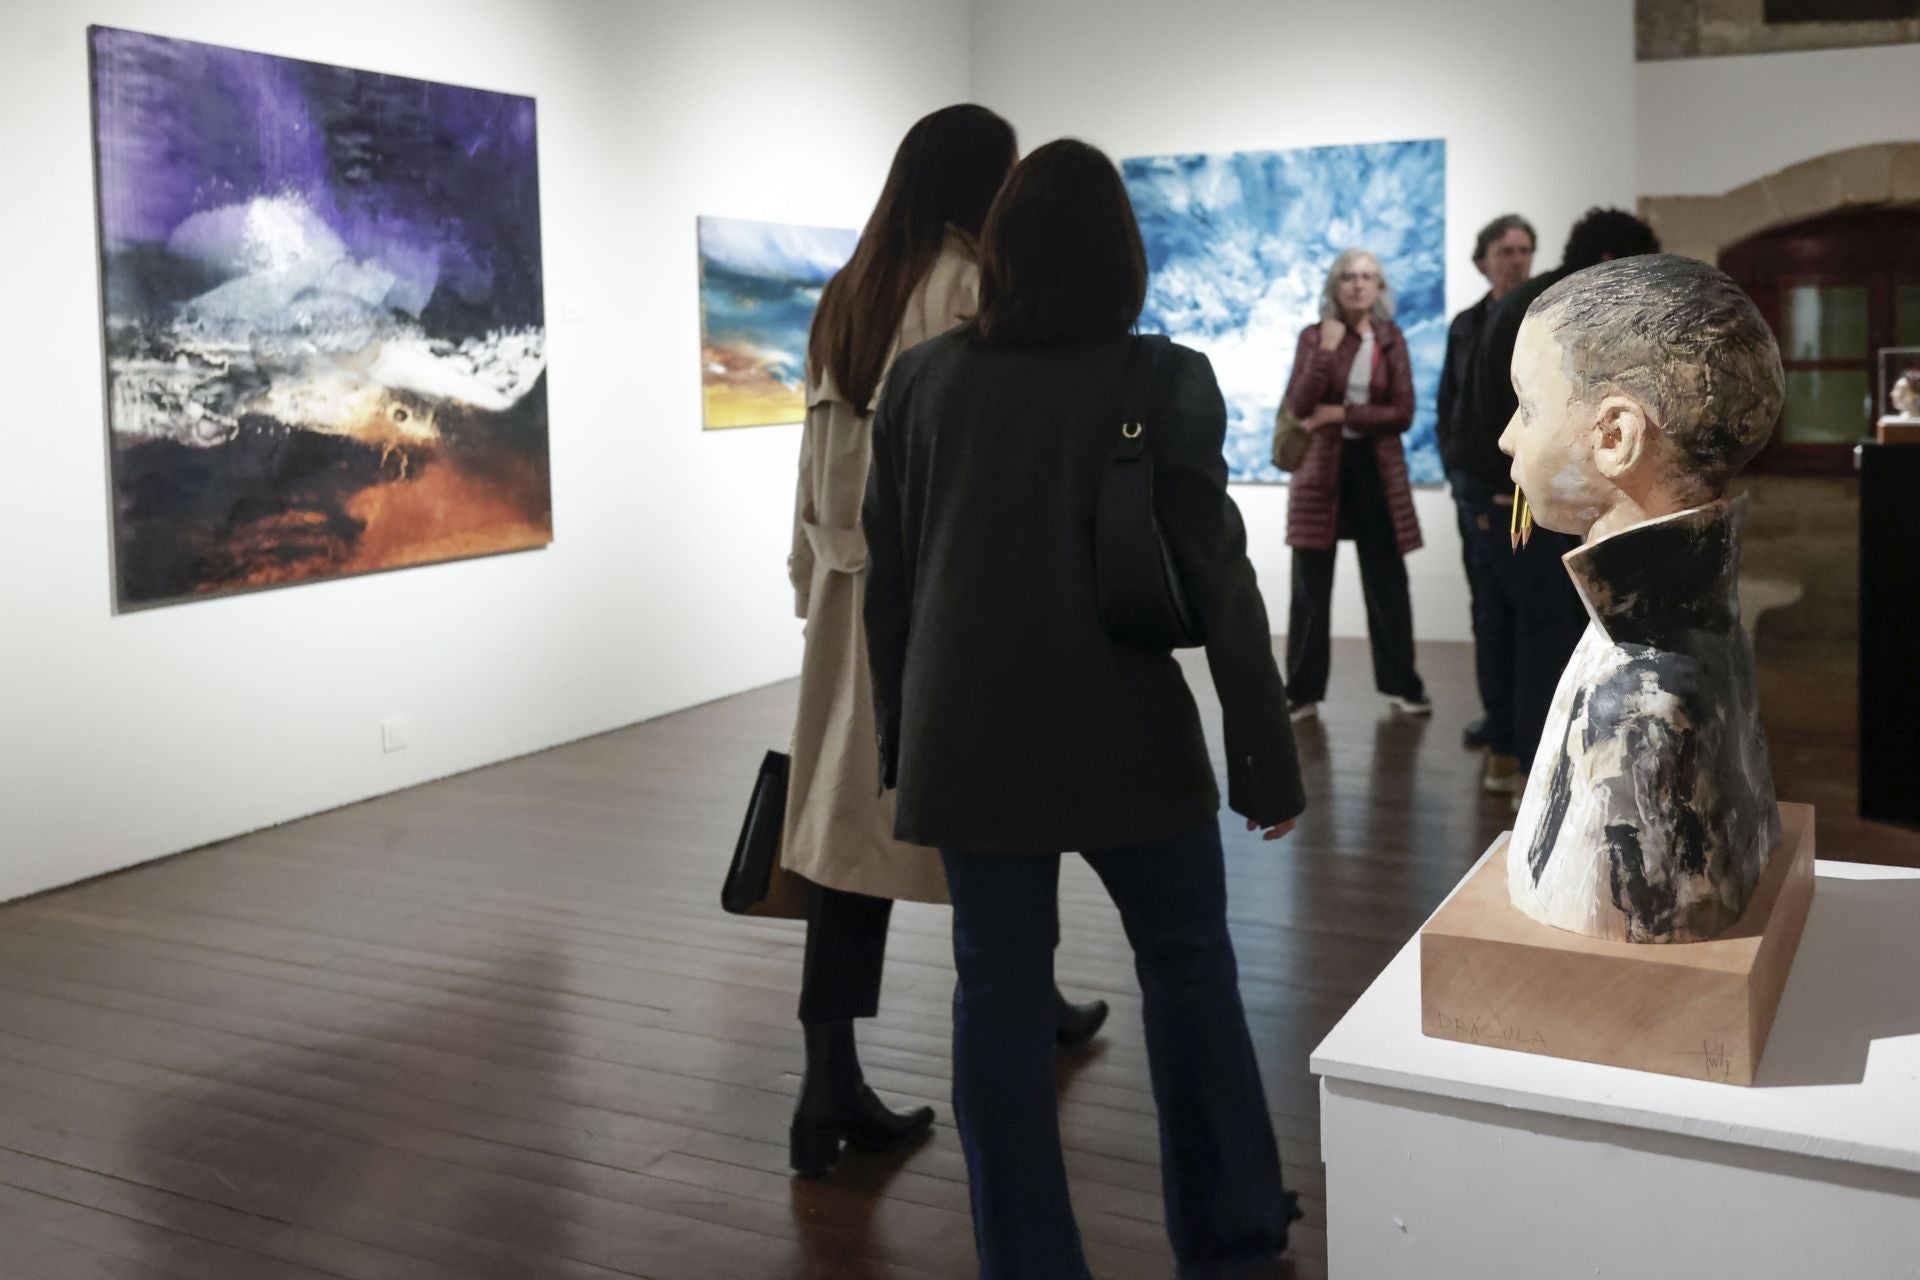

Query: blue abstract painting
[1123,140,1447,485]
[697,216,858,429]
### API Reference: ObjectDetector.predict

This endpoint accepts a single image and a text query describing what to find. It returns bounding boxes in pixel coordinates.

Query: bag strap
[1116,335,1171,461]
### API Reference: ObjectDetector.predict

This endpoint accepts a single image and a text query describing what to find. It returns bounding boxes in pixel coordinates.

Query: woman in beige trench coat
[782,106,1106,1178]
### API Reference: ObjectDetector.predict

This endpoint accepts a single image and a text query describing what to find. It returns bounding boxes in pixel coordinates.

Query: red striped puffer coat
[1282,320,1423,556]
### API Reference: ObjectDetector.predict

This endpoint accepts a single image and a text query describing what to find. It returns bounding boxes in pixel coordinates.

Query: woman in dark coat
[1282,248,1429,722]
[783,104,1109,1182]
[862,139,1307,1280]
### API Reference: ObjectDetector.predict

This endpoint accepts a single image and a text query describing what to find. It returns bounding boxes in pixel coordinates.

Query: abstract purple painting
[90,26,551,608]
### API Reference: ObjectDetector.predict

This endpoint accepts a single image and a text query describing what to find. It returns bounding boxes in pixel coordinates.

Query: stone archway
[1639,142,1920,264]
[1637,144,1920,656]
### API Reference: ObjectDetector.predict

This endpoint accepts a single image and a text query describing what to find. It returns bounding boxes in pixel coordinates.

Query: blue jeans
[940,819,1294,1280]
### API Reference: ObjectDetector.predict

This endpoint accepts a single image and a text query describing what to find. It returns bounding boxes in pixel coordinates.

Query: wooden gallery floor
[1,639,1913,1280]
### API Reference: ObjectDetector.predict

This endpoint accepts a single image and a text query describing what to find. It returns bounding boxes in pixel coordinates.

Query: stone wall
[1639,0,1920,61]
[1636,143,1918,652]
[1640,143,1920,264]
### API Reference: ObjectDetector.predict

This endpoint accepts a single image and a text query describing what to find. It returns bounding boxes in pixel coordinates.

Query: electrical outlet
[381,716,410,754]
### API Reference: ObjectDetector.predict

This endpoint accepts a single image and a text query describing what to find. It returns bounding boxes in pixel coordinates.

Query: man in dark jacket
[1437,214,1536,760]
[1451,207,1661,803]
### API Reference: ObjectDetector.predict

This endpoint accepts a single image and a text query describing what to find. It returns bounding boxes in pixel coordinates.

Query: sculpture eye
[393,406,410,423]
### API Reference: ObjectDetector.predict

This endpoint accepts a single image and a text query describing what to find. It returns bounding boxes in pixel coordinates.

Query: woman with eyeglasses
[1280,249,1429,723]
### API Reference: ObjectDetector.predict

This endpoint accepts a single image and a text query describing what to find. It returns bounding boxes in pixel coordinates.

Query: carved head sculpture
[1500,255,1784,543]
[1499,258,1789,944]
[1893,370,1920,418]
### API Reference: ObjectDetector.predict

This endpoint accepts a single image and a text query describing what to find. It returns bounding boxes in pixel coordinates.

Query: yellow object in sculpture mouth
[1510,485,1535,550]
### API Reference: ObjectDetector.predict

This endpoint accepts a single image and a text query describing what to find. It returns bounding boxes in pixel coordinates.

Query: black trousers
[1473,523,1588,769]
[1451,474,1512,740]
[797,881,1069,1026]
[1448,470,1587,767]
[798,885,893,1026]
[1286,438,1423,704]
[1449,469,1496,721]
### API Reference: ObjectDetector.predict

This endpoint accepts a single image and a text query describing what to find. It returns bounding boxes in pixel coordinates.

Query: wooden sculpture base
[1420,803,1816,1085]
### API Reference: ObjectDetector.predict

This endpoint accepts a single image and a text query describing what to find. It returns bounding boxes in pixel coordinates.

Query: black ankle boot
[790,1020,934,1177]
[1054,988,1110,1048]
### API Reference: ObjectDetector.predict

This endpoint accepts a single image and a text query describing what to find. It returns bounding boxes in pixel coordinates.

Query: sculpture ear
[1592,396,1651,481]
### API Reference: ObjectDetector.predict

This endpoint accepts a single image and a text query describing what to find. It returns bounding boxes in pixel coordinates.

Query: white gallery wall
[969,0,1640,649]
[1637,41,1920,197]
[0,0,971,903]
[1,0,1651,904]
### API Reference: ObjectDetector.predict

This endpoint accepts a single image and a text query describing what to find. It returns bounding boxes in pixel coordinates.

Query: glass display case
[1878,346,1920,443]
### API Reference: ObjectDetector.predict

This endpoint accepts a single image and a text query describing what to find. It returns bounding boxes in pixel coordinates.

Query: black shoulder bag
[1094,335,1205,650]
[719,750,814,919]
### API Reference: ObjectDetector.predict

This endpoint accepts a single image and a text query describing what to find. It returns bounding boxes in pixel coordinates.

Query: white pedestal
[1311,858,1920,1280]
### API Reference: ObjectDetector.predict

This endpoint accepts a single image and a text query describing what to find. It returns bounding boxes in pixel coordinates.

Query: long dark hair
[974,139,1148,348]
[807,104,1016,407]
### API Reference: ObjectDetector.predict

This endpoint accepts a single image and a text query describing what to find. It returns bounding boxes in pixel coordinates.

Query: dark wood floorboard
[2,636,1908,1279]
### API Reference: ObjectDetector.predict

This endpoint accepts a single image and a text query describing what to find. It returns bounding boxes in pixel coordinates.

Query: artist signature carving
[1682,1040,1734,1082]
[1431,1012,1547,1048]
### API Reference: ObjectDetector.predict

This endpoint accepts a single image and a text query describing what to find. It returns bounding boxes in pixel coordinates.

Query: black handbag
[720,750,813,918]
[1095,335,1205,650]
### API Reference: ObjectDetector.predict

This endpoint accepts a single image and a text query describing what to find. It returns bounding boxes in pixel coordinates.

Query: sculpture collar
[1563,494,1747,648]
